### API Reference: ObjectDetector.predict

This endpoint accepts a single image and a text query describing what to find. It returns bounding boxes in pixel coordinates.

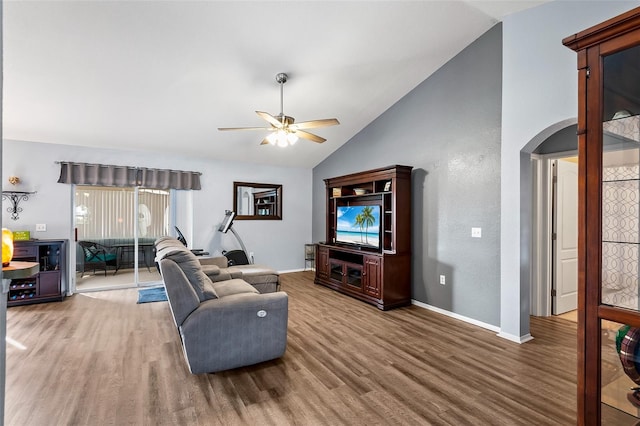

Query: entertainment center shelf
[316,165,412,310]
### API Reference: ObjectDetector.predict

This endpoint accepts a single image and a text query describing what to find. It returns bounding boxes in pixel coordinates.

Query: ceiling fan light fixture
[287,131,298,145]
[266,132,278,145]
[267,129,298,147]
[276,130,289,147]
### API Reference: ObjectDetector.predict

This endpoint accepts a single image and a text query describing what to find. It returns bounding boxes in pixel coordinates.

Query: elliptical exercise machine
[218,210,252,265]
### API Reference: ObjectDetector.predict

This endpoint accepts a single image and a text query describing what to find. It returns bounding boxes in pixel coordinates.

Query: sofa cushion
[198,256,228,269]
[155,236,178,246]
[250,282,278,294]
[164,250,218,301]
[228,265,278,283]
[224,267,244,279]
[212,279,259,298]
[206,270,233,283]
[156,246,185,263]
[201,264,220,276]
[155,238,189,260]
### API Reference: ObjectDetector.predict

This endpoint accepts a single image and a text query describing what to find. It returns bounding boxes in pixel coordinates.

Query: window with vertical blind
[75,186,170,239]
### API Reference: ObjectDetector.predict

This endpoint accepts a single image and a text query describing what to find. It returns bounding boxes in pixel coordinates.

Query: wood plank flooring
[5,271,577,425]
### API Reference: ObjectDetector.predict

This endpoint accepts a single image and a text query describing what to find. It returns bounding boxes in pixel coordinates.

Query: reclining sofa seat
[154,237,288,374]
[198,257,280,294]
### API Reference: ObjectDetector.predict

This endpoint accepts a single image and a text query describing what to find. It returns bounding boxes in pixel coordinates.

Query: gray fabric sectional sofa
[154,236,288,374]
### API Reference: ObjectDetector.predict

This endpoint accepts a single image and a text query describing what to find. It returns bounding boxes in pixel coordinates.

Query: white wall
[500,1,640,340]
[2,139,312,289]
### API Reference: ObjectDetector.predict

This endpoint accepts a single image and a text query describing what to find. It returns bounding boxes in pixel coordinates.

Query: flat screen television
[218,210,236,234]
[335,204,381,250]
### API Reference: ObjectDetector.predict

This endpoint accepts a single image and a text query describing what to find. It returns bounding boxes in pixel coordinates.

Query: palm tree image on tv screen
[336,205,380,249]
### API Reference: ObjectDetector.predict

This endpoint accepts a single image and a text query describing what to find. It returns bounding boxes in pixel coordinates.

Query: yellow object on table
[2,229,13,267]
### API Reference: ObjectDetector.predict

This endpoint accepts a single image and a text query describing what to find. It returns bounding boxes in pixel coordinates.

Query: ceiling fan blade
[218,126,272,131]
[260,138,271,145]
[290,118,340,130]
[256,111,283,128]
[296,130,326,143]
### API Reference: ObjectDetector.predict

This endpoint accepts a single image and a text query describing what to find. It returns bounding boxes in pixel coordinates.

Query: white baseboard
[411,300,535,344]
[411,299,501,333]
[497,332,534,344]
[279,268,310,274]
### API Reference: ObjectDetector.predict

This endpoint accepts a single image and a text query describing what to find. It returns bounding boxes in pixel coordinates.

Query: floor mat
[137,286,167,304]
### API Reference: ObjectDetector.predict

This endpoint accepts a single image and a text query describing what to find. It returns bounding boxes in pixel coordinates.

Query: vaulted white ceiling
[3,1,548,168]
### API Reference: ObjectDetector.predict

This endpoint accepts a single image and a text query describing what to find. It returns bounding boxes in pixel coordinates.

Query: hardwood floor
[5,271,577,425]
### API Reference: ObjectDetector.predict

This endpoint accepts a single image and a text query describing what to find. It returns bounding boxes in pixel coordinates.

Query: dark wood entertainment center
[315,165,412,310]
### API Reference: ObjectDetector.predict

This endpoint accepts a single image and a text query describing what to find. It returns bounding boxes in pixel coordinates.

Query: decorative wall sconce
[2,176,36,220]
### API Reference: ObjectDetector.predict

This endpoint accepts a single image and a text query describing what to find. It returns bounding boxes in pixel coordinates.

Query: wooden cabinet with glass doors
[564,7,640,425]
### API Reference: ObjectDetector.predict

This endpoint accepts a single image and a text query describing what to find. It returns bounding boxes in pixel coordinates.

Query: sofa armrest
[198,256,228,268]
[180,292,288,373]
[159,258,201,328]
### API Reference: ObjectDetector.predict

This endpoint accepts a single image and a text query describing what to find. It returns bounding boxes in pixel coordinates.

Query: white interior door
[553,159,579,314]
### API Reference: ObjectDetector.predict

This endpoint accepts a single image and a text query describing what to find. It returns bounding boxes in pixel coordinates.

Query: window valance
[56,161,201,190]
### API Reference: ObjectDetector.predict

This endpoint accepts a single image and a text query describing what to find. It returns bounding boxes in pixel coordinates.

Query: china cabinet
[564,7,640,425]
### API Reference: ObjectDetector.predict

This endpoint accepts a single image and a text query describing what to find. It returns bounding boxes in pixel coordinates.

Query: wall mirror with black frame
[233,182,282,220]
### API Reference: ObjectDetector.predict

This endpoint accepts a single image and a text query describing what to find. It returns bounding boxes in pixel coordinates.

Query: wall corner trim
[496,332,534,344]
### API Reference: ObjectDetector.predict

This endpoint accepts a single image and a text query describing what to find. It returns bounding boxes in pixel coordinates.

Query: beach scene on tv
[336,205,380,248]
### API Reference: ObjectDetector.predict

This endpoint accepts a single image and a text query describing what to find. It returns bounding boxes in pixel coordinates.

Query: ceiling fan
[218,73,340,147]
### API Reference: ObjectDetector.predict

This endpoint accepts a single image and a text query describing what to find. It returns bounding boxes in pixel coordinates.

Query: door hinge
[551,289,557,297]
[552,232,557,240]
[586,67,590,78]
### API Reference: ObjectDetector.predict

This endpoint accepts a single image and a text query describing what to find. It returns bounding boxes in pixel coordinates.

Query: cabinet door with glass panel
[564,7,640,425]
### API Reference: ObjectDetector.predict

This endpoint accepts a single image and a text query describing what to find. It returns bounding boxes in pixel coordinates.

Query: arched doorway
[520,118,578,318]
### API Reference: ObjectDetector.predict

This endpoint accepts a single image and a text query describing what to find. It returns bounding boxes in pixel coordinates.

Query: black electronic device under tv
[335,204,381,250]
[218,210,236,233]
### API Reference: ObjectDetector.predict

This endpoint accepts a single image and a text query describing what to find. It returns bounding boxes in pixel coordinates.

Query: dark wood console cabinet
[7,239,67,307]
[315,165,412,310]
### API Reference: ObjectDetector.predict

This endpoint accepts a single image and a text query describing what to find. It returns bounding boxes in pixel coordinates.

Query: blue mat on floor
[137,286,167,304]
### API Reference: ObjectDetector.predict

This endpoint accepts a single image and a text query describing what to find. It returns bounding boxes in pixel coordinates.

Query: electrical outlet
[249,251,254,260]
[35,224,46,232]
[439,275,446,285]
[471,227,482,238]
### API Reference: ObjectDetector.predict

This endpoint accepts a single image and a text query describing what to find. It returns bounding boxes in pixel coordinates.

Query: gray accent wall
[313,24,502,326]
